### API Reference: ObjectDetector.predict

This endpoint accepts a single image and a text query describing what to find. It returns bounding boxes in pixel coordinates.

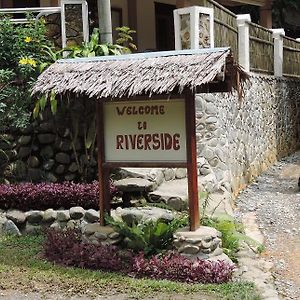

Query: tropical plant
[33,26,137,182]
[106,215,188,256]
[0,16,51,129]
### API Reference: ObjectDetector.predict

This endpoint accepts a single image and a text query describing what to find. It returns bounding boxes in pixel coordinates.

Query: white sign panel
[104,99,187,163]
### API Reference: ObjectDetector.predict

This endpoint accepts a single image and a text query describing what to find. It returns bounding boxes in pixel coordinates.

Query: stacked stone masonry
[2,75,300,199]
[196,75,300,196]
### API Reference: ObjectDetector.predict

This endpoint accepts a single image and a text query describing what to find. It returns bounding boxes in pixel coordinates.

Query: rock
[27,168,43,183]
[18,147,31,158]
[84,209,99,223]
[178,245,200,255]
[164,168,175,181]
[66,219,80,230]
[167,197,186,211]
[55,164,65,175]
[27,156,40,168]
[18,135,31,145]
[69,207,85,220]
[55,152,71,164]
[68,162,78,173]
[43,159,55,170]
[6,210,26,225]
[37,133,56,144]
[38,121,54,133]
[55,139,71,151]
[45,172,58,183]
[83,224,114,236]
[115,207,174,226]
[65,174,76,181]
[56,210,70,222]
[175,168,187,179]
[41,146,54,159]
[43,209,57,223]
[24,224,41,234]
[26,211,44,224]
[50,221,61,230]
[4,220,21,236]
[114,178,156,192]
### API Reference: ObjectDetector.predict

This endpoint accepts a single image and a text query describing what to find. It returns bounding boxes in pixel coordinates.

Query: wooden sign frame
[96,90,200,231]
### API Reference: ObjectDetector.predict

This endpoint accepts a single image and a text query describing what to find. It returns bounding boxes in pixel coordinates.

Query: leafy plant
[33,27,137,182]
[202,217,244,262]
[106,216,188,256]
[132,251,235,284]
[0,17,51,129]
[115,26,137,52]
[0,181,117,210]
[42,229,234,284]
[43,228,134,271]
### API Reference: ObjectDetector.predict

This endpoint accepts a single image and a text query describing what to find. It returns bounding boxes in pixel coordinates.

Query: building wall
[196,75,300,196]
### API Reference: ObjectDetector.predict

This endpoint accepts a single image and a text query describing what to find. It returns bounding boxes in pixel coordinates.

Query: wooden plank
[96,101,108,226]
[103,162,187,168]
[185,90,200,231]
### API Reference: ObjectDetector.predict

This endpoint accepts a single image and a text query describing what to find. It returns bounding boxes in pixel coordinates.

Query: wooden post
[176,0,191,8]
[185,91,200,231]
[96,101,108,225]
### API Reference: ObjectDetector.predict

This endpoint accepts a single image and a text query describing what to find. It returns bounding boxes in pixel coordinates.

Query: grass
[0,234,261,300]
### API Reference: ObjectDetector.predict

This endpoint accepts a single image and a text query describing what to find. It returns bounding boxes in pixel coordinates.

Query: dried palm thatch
[32,48,248,99]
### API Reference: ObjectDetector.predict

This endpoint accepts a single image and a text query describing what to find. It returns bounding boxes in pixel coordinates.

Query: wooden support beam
[176,0,192,8]
[127,0,138,45]
[185,91,200,231]
[259,0,273,28]
[96,101,110,225]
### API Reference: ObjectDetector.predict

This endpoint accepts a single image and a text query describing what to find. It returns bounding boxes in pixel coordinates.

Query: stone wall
[3,75,300,201]
[196,75,300,197]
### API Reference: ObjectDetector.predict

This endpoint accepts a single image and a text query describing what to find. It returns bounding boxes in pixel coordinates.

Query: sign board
[104,99,187,163]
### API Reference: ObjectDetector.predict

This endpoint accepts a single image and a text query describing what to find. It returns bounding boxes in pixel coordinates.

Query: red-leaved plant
[131,252,235,284]
[0,181,117,210]
[42,229,235,284]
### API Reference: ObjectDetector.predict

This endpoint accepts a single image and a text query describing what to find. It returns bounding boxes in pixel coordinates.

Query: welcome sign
[104,99,187,162]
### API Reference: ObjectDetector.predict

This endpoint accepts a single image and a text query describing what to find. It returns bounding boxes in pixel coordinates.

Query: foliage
[33,27,137,182]
[0,17,51,129]
[132,251,235,284]
[0,234,261,300]
[115,26,137,52]
[0,181,117,210]
[43,228,134,272]
[107,215,188,256]
[202,217,244,262]
[42,229,234,284]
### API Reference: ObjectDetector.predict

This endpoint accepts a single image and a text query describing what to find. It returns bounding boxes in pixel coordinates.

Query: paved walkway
[236,151,300,299]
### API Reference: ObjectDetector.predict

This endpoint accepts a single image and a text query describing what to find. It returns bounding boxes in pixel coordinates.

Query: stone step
[148,178,234,216]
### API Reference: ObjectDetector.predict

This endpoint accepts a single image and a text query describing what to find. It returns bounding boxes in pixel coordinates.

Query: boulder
[18,136,31,145]
[56,210,70,222]
[24,224,41,235]
[4,220,21,236]
[6,210,26,225]
[55,153,71,164]
[84,209,99,223]
[37,133,56,144]
[70,207,85,220]
[43,209,57,223]
[114,178,156,192]
[26,211,44,224]
[41,146,54,159]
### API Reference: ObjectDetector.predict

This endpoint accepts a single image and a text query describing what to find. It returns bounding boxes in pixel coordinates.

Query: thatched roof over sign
[32,47,248,99]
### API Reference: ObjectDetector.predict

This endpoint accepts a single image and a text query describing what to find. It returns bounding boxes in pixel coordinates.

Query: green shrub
[107,215,188,256]
[0,17,51,129]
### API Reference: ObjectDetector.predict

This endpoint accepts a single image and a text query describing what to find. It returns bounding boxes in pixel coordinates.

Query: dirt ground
[237,151,300,299]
